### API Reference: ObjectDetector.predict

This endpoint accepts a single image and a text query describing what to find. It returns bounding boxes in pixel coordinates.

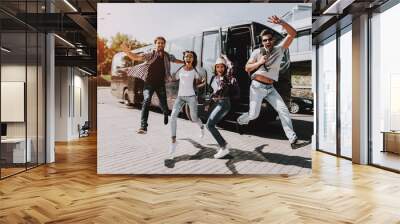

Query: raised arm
[167,53,184,64]
[220,54,233,73]
[172,58,185,64]
[268,15,297,49]
[121,42,145,62]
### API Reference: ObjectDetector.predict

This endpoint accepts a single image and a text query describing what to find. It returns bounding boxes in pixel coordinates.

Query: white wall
[55,66,70,141]
[1,65,25,127]
[1,63,46,164]
[1,65,28,138]
[55,67,89,141]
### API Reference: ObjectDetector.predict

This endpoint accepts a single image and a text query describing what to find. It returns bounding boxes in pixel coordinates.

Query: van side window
[202,32,219,66]
[194,35,202,60]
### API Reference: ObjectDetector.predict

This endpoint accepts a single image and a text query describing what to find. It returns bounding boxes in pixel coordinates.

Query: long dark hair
[182,50,197,68]
[214,64,227,76]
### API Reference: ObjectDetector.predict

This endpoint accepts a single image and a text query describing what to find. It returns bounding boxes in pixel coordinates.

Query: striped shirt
[127,50,176,82]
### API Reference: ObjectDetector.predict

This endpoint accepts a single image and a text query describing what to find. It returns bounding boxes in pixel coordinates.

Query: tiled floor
[98,87,312,175]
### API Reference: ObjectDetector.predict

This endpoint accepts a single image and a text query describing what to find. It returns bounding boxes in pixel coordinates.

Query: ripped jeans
[170,95,203,137]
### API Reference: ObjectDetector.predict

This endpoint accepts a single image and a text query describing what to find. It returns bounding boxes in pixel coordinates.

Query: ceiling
[1,0,392,74]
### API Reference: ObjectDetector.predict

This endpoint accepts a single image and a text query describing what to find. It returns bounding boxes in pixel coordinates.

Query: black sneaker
[236,122,244,135]
[137,127,147,134]
[164,114,169,125]
[290,139,310,150]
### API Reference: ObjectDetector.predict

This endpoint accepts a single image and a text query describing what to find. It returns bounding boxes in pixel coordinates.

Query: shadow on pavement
[222,118,313,142]
[164,138,311,174]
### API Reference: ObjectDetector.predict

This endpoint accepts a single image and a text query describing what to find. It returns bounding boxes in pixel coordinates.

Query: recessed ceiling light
[78,67,93,76]
[63,0,78,12]
[323,0,355,15]
[54,34,75,48]
[1,47,11,53]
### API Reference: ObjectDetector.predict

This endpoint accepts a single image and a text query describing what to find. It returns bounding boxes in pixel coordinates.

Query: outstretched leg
[169,97,185,156]
[155,85,170,125]
[140,84,155,132]
[237,81,266,125]
[186,96,204,138]
[264,87,297,143]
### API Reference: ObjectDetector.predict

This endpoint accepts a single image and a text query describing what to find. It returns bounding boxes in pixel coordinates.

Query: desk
[1,138,31,163]
[382,131,400,155]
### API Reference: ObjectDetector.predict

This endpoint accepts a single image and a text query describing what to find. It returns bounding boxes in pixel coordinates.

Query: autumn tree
[97,33,149,76]
[97,37,107,76]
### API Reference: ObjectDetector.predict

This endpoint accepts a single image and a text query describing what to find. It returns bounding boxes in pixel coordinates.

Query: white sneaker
[214,145,230,159]
[199,126,205,138]
[169,142,177,158]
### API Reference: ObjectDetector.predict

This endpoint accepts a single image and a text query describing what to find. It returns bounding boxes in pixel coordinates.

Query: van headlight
[303,99,312,104]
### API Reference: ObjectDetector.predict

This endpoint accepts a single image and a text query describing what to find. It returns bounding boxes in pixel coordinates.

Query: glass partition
[1,31,28,178]
[317,34,337,154]
[370,3,400,171]
[339,26,352,158]
[0,1,46,179]
[27,31,38,169]
[38,32,45,165]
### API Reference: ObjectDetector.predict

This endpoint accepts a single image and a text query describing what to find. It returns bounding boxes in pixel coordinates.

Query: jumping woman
[169,51,205,157]
[207,55,238,159]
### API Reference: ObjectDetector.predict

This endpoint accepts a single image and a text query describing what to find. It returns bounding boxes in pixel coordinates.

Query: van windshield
[111,53,131,76]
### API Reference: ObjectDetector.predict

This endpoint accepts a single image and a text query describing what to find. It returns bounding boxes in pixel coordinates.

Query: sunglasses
[262,38,273,42]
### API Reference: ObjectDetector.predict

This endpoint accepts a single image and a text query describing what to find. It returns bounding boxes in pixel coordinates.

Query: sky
[98,3,311,45]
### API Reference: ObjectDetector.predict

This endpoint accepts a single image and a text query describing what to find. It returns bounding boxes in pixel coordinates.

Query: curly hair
[182,50,197,68]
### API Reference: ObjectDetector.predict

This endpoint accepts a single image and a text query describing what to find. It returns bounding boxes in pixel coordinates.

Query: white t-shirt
[210,76,221,94]
[211,76,219,93]
[175,68,200,96]
[249,45,285,81]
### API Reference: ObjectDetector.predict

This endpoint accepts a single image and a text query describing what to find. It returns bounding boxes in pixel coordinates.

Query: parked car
[290,97,313,114]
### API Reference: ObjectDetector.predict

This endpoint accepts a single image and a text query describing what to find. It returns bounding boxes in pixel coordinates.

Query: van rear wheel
[123,89,132,106]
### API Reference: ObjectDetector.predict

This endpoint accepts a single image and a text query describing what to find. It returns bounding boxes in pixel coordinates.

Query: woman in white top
[169,51,204,157]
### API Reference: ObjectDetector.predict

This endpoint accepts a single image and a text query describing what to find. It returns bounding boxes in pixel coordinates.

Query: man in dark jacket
[121,37,184,134]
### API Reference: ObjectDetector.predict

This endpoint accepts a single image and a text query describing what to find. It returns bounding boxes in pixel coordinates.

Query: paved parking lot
[98,87,312,175]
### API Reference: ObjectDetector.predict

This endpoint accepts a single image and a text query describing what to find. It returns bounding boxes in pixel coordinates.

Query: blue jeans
[237,80,297,143]
[206,98,231,147]
[141,84,169,129]
[170,95,203,137]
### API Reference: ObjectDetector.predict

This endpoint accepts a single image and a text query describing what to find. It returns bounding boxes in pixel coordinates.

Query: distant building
[273,5,313,99]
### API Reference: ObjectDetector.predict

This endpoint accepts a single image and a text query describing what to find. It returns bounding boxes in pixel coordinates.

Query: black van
[111,21,291,123]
